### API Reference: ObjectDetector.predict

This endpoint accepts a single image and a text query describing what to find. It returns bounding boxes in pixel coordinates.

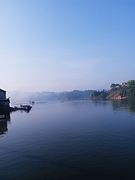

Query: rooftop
[0,89,6,92]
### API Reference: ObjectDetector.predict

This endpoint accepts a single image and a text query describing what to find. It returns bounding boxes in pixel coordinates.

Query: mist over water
[8,90,94,105]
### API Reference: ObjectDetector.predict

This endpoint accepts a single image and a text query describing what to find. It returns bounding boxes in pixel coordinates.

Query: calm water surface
[0,100,135,180]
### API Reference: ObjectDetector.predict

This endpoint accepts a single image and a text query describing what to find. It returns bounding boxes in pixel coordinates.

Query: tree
[127,80,135,97]
[110,84,121,90]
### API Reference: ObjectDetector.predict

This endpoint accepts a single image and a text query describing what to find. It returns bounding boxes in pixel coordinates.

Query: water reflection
[1,99,135,137]
[111,98,135,113]
[0,111,10,135]
[0,107,32,136]
[91,99,108,107]
[1,100,135,180]
[82,98,135,113]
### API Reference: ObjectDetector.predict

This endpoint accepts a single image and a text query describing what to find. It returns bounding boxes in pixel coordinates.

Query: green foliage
[92,90,108,99]
[110,84,121,91]
[110,80,135,98]
[126,80,135,97]
[92,80,135,100]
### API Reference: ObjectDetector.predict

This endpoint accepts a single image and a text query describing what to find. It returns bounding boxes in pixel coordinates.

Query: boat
[10,105,32,113]
[20,105,32,111]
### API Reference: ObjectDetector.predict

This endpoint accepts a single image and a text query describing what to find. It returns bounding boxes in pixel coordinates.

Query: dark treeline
[59,90,94,100]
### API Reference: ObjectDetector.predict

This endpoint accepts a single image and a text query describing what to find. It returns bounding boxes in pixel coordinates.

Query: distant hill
[9,80,135,104]
[8,90,94,104]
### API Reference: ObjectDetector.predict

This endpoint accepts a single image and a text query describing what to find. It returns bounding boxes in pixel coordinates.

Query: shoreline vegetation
[8,80,135,103]
[91,80,135,100]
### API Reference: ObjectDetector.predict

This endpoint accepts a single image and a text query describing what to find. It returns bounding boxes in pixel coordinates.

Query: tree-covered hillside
[92,80,135,100]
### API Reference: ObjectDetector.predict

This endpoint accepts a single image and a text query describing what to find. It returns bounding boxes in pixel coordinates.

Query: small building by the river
[0,89,10,111]
[0,89,6,101]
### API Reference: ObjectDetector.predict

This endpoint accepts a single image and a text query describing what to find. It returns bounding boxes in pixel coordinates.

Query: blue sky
[0,0,135,91]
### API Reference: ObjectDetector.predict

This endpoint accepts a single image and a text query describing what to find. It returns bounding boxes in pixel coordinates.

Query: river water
[0,100,135,179]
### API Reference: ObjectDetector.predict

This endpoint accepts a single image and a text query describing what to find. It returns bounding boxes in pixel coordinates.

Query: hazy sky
[0,0,135,92]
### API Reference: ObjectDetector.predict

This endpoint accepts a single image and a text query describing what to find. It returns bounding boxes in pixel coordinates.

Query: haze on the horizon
[0,0,135,92]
